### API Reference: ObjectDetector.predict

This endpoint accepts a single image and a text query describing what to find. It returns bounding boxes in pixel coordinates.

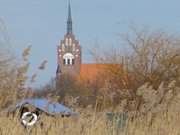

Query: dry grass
[0,110,180,135]
[1,80,180,135]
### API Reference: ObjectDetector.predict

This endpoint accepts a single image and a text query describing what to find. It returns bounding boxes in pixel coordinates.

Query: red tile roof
[77,64,122,84]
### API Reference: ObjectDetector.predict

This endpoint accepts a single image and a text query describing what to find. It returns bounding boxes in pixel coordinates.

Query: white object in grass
[21,112,38,126]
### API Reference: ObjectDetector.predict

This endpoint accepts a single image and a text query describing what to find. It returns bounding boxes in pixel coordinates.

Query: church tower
[56,2,81,77]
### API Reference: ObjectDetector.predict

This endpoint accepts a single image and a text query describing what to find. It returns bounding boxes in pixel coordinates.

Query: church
[56,2,81,77]
[56,2,122,85]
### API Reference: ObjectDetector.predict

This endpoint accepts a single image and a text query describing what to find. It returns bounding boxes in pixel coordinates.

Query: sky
[0,0,180,88]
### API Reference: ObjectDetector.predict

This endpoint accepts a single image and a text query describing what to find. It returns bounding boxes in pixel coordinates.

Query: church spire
[67,1,73,34]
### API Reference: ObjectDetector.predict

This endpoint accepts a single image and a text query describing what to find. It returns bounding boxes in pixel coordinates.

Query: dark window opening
[72,59,75,65]
[67,59,70,65]
[63,59,66,65]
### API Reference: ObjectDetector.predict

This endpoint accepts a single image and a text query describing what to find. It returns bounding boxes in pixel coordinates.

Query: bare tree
[123,28,180,89]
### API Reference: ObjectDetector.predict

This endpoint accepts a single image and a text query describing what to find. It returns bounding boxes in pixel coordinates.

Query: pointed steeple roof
[67,1,73,34]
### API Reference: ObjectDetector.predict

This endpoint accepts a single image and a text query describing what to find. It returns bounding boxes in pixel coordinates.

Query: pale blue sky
[0,0,180,87]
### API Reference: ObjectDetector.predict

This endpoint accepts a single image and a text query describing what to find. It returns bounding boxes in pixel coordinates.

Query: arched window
[65,38,68,45]
[73,44,75,51]
[63,53,75,65]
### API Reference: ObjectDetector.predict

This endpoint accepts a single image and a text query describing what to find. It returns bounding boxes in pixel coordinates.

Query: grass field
[0,109,180,135]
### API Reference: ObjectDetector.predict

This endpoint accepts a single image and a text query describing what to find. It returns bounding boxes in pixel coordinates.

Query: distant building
[56,2,81,77]
[56,2,122,86]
